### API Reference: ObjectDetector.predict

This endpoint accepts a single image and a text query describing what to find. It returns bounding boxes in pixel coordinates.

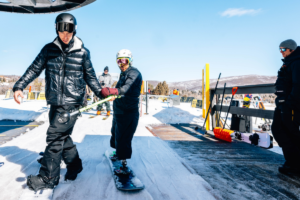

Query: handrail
[209,83,276,130]
[211,83,275,95]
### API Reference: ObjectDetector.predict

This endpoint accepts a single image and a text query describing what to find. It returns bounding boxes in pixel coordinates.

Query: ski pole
[223,87,238,129]
[196,73,221,134]
[217,83,226,128]
[57,95,122,124]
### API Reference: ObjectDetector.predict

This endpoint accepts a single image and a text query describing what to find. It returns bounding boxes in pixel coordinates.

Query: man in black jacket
[272,39,300,176]
[13,13,102,191]
[101,49,142,174]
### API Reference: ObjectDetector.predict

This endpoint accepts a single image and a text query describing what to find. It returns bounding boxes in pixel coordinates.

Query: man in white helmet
[100,49,142,174]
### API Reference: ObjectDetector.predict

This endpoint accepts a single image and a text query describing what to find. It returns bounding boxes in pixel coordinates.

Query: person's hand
[100,87,119,98]
[14,90,24,104]
[109,96,116,101]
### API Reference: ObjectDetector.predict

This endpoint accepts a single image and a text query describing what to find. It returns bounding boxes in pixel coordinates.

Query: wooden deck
[146,124,300,200]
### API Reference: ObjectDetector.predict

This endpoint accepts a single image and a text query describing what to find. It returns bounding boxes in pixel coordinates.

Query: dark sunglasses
[56,22,75,33]
[279,48,288,52]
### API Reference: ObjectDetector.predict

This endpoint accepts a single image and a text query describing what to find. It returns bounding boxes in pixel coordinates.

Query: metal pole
[205,63,210,130]
[146,91,148,114]
[202,69,205,118]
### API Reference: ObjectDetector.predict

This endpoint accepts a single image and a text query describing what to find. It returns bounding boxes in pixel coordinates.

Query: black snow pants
[272,106,300,167]
[110,111,139,160]
[97,100,111,112]
[39,105,82,180]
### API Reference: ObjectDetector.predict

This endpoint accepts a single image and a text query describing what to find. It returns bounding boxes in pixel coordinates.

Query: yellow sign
[37,92,46,100]
[191,99,197,108]
[140,81,144,94]
[5,90,11,98]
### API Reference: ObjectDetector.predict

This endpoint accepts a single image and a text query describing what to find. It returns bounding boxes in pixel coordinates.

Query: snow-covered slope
[0,99,217,200]
[0,99,49,121]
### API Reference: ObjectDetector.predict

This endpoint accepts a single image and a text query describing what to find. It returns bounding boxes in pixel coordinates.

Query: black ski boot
[114,160,131,175]
[27,174,59,192]
[279,163,300,176]
[65,166,83,181]
[65,159,83,181]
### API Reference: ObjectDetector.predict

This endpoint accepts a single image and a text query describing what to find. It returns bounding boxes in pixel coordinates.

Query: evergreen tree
[162,81,169,95]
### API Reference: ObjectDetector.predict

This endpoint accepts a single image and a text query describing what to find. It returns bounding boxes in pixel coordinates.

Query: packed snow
[0,98,49,121]
[0,97,284,199]
[0,98,217,200]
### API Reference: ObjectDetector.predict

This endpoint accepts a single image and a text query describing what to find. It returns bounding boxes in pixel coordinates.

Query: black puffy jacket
[13,36,102,105]
[275,47,300,111]
[113,66,143,114]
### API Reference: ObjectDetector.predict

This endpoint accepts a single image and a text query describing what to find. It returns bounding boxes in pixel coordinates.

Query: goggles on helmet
[116,57,130,65]
[56,22,75,33]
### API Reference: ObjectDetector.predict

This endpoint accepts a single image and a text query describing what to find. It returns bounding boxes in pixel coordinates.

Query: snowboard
[19,153,54,200]
[0,162,4,167]
[234,132,273,149]
[104,150,144,191]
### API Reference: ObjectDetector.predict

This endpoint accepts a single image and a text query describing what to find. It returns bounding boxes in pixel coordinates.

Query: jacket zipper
[60,54,66,105]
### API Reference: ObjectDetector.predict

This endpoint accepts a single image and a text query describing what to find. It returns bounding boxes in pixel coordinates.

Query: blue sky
[1,0,300,82]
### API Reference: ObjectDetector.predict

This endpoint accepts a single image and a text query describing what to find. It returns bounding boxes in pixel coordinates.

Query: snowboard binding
[109,151,119,161]
[27,174,58,192]
[114,160,131,176]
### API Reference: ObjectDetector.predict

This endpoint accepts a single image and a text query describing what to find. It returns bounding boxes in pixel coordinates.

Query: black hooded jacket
[13,36,102,105]
[275,47,300,111]
[113,66,142,114]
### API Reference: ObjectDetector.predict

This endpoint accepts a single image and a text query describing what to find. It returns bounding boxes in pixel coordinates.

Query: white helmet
[116,49,133,64]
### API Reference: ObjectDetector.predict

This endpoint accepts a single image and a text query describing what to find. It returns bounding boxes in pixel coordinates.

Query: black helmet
[55,13,77,34]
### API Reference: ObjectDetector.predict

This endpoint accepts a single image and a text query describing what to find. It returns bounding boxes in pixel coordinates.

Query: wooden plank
[146,123,300,200]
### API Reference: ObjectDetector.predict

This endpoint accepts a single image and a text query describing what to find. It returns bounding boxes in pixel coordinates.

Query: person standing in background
[96,66,112,116]
[272,39,300,176]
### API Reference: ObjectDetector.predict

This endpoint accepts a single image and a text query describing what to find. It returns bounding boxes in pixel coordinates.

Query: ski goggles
[56,22,76,33]
[279,48,287,52]
[116,57,130,65]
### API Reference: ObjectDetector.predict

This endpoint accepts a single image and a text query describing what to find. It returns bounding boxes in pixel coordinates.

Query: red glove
[100,87,119,98]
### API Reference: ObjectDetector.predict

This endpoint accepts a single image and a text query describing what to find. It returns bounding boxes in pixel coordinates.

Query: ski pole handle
[58,95,123,124]
[232,87,238,95]
[78,95,121,113]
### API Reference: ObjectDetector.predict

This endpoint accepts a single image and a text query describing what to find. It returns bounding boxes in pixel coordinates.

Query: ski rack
[210,83,275,130]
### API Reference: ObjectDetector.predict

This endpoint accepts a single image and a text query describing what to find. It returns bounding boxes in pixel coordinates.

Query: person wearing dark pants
[272,39,300,176]
[97,66,112,116]
[100,49,142,174]
[39,105,82,182]
[110,112,139,159]
[13,13,103,191]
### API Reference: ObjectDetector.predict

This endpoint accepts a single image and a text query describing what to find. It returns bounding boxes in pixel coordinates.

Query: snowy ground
[0,97,284,199]
[0,98,49,121]
[0,98,217,200]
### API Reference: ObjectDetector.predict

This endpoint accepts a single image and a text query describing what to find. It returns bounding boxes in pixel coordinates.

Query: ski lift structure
[0,0,95,14]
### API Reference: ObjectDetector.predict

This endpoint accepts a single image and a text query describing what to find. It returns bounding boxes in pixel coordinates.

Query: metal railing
[210,83,275,130]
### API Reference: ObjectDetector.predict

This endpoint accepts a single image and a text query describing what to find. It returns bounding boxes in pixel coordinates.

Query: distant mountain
[148,75,277,91]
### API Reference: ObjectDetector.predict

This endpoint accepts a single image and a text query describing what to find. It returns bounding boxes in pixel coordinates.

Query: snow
[0,99,217,200]
[0,97,285,199]
[139,101,204,125]
[0,99,49,121]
